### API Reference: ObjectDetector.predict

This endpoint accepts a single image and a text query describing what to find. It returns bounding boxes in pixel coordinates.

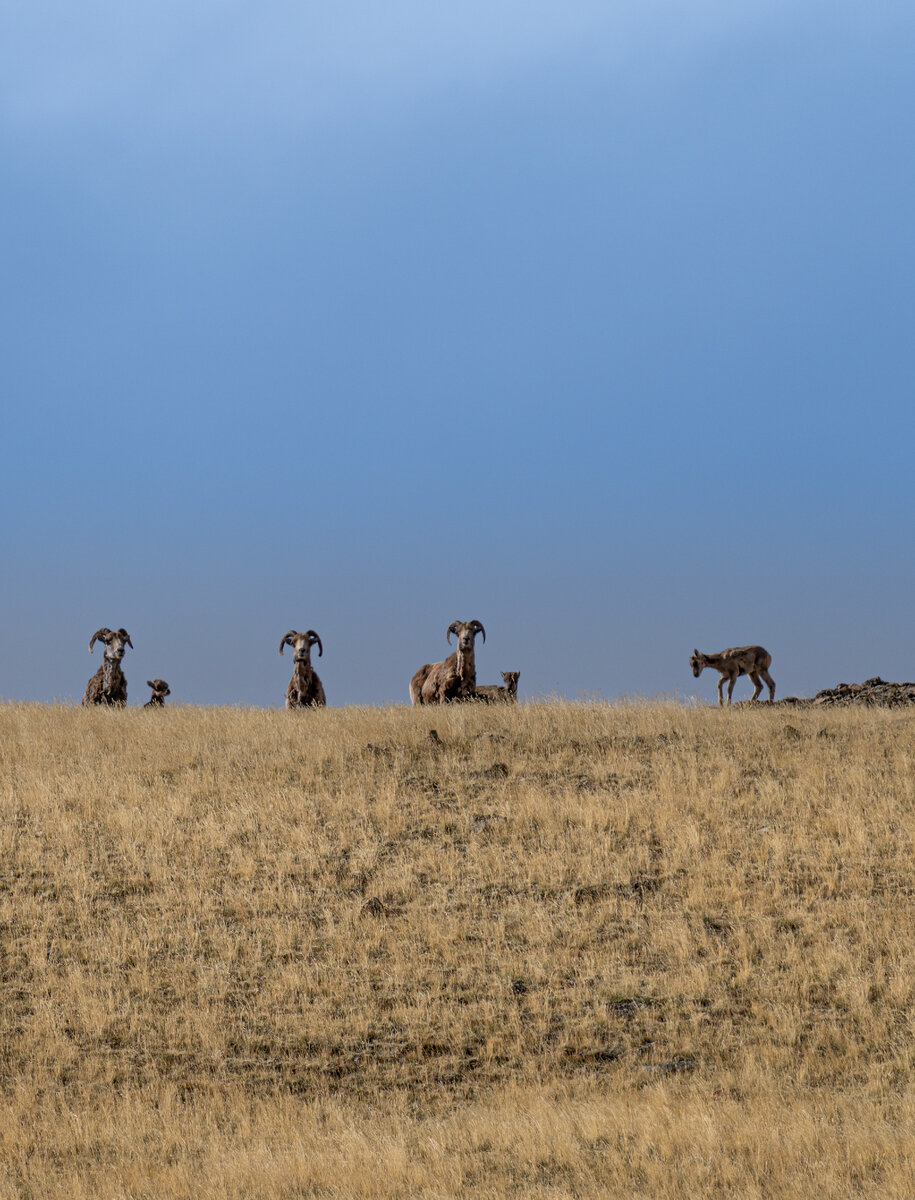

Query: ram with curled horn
[82,627,133,706]
[410,619,486,705]
[279,629,326,709]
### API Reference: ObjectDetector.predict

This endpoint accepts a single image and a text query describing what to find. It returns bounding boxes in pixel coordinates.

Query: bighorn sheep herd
[69,622,777,708]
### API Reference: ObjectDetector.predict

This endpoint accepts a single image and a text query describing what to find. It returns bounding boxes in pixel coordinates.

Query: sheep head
[147,679,170,698]
[89,628,133,660]
[279,630,323,662]
[446,620,485,654]
[690,650,706,678]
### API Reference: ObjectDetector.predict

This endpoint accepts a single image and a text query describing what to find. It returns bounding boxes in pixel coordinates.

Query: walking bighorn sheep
[144,679,171,707]
[279,630,326,708]
[475,671,520,703]
[410,619,486,705]
[82,627,133,706]
[690,645,776,706]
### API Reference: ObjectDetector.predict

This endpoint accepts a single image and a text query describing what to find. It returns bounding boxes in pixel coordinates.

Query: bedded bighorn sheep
[690,645,776,706]
[410,620,486,705]
[144,679,170,707]
[475,671,520,703]
[82,627,133,706]
[279,630,326,709]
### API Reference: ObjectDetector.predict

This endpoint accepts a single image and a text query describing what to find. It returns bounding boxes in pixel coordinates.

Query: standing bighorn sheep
[144,679,171,707]
[82,627,133,706]
[279,630,326,708]
[690,645,776,705]
[410,620,486,705]
[475,671,520,703]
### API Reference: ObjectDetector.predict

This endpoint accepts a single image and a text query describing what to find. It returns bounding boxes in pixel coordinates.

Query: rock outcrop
[811,676,915,707]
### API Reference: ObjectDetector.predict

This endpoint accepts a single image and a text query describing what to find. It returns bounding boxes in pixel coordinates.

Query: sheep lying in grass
[410,620,486,705]
[474,671,520,703]
[144,679,170,707]
[690,645,775,705]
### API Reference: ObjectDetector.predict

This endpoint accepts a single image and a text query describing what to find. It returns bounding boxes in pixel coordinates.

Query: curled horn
[278,630,298,656]
[117,628,133,649]
[306,630,323,657]
[89,628,112,652]
[470,620,486,643]
[446,621,461,645]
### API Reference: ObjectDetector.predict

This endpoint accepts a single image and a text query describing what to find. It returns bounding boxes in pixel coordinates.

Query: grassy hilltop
[1,701,915,1198]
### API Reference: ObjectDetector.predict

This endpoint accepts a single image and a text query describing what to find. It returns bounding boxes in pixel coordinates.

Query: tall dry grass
[1,700,914,1197]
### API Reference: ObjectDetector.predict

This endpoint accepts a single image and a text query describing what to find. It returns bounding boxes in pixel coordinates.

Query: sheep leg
[725,673,737,705]
[760,669,776,702]
[749,671,763,701]
[717,674,726,706]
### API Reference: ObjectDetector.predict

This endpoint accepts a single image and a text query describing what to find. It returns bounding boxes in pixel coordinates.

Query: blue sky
[2,1,914,705]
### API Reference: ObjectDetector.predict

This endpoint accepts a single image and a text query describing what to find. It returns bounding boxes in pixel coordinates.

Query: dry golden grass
[2,700,915,1197]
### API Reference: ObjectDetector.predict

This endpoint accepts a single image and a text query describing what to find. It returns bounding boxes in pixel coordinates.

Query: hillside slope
[1,701,914,1197]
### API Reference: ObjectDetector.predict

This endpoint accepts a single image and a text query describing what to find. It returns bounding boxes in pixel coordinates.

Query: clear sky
[2,1,914,706]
